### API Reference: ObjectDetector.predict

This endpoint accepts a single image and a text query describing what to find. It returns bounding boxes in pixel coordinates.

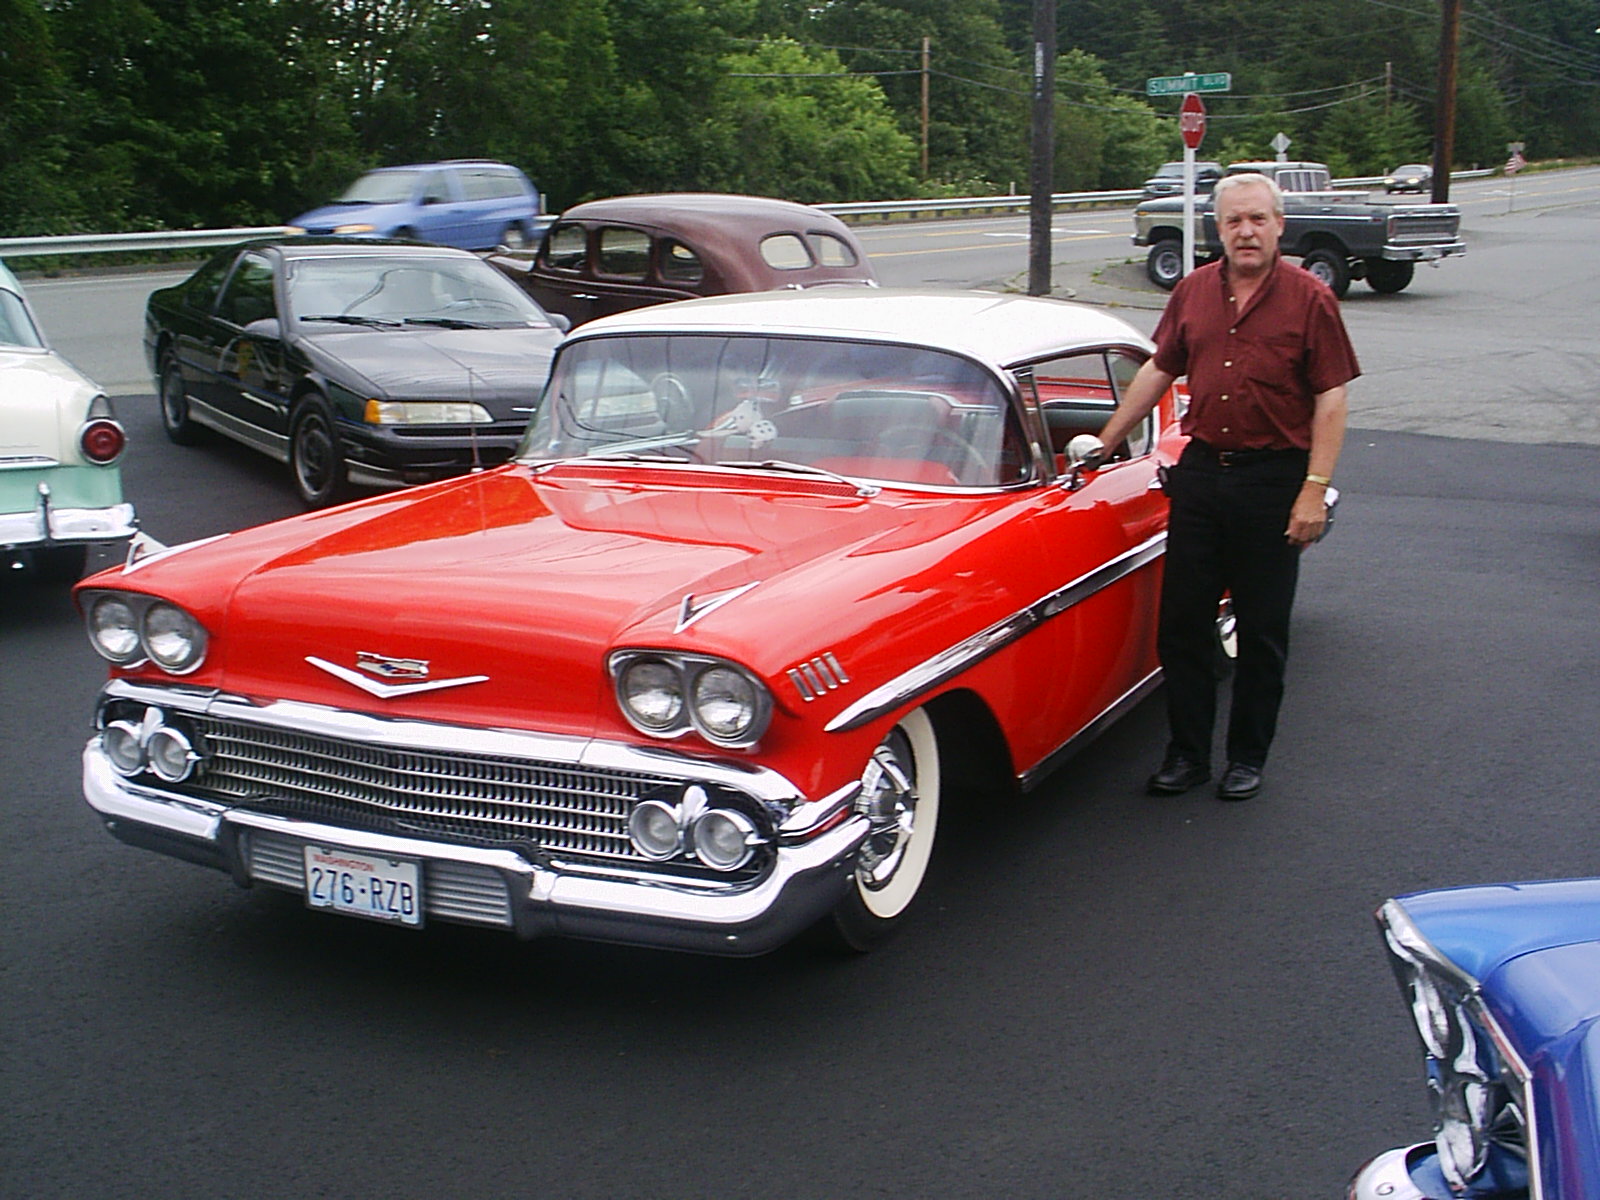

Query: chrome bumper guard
[81,693,870,956]
[0,489,137,550]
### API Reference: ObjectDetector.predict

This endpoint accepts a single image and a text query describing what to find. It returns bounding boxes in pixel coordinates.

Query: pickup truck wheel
[824,707,942,952]
[1146,239,1183,290]
[1300,249,1351,298]
[289,397,352,509]
[1365,259,1414,294]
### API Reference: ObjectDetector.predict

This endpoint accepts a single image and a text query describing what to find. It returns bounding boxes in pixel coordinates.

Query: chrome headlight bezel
[1378,900,1533,1193]
[82,591,210,675]
[608,651,772,748]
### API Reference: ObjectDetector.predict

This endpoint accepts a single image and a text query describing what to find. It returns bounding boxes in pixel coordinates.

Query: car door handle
[572,293,598,301]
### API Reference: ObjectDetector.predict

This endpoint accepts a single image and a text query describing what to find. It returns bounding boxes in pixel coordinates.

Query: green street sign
[1146,72,1232,96]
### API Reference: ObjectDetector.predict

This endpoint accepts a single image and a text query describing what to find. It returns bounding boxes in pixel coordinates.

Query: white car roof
[565,289,1154,371]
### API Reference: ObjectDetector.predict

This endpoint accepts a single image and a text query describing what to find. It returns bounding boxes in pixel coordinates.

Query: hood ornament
[307,654,489,699]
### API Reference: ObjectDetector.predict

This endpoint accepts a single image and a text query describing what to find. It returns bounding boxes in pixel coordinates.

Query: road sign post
[1179,93,1207,278]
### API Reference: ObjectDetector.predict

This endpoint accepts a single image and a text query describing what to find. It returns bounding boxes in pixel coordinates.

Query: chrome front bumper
[0,494,137,551]
[83,736,870,956]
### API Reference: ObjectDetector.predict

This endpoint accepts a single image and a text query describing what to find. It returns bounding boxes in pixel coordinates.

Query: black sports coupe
[144,238,567,506]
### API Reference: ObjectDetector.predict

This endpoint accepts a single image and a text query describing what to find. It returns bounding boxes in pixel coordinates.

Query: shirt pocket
[1240,333,1305,392]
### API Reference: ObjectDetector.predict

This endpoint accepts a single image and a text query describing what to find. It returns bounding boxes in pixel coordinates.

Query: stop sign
[1179,92,1206,150]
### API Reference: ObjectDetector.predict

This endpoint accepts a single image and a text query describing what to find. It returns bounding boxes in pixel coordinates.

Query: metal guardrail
[0,170,1501,260]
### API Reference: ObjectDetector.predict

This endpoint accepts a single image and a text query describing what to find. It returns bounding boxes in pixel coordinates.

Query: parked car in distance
[80,288,1191,957]
[1140,160,1222,199]
[1384,163,1433,194]
[1,259,135,580]
[144,238,566,507]
[1348,878,1600,1200]
[287,160,546,251]
[487,193,877,327]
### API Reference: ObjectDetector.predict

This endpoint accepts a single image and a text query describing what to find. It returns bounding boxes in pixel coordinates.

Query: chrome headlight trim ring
[81,590,210,676]
[608,650,773,749]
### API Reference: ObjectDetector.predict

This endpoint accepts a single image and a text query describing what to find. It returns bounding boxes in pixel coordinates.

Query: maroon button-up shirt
[1151,256,1360,451]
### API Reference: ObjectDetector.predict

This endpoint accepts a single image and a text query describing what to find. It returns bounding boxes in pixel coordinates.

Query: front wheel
[289,398,351,508]
[499,222,532,250]
[825,708,942,952]
[1365,259,1414,294]
[1146,239,1183,290]
[1300,249,1351,298]
[159,358,204,445]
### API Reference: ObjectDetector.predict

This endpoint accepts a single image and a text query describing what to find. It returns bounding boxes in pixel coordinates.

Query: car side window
[660,240,704,284]
[760,234,813,270]
[215,253,277,326]
[808,233,858,267]
[421,171,454,205]
[460,168,522,201]
[597,227,650,279]
[545,224,588,272]
[1021,349,1152,469]
[184,253,236,312]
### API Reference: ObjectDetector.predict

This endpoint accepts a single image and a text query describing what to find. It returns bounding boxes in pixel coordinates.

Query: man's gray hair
[1214,172,1284,217]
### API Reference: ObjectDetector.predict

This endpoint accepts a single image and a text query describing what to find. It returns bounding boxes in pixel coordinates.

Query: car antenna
[468,366,483,473]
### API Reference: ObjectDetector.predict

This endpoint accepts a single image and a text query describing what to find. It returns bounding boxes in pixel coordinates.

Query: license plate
[303,844,423,927]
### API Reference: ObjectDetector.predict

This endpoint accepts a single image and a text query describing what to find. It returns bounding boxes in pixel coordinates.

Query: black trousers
[1158,441,1309,769]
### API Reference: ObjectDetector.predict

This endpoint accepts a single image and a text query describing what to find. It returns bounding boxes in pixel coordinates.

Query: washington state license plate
[303,844,423,927]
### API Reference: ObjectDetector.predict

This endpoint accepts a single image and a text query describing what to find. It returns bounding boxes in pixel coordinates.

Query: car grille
[1387,213,1459,243]
[188,714,682,865]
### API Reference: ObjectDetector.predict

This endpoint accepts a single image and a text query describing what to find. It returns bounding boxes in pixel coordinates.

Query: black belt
[1183,439,1306,468]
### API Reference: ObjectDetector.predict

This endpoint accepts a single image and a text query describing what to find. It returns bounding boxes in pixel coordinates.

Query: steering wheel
[877,426,990,484]
[650,372,695,430]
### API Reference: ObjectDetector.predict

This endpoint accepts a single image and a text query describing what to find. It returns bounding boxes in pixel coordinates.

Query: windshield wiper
[402,316,492,329]
[714,459,880,497]
[299,314,402,327]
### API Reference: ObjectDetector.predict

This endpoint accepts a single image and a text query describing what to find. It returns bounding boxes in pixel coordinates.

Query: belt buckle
[1217,449,1238,468]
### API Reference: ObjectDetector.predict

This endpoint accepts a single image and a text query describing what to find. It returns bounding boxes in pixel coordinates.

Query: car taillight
[80,418,126,464]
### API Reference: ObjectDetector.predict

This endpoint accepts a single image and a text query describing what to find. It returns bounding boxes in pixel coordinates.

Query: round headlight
[146,725,200,783]
[142,602,207,673]
[88,595,142,663]
[690,809,758,871]
[102,719,146,776]
[691,666,760,742]
[628,799,683,860]
[620,660,683,732]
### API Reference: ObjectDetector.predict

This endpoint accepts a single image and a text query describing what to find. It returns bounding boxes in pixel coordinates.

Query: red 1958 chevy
[77,289,1186,955]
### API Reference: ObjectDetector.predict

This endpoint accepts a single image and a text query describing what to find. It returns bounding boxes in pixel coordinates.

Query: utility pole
[1027,0,1056,297]
[921,36,931,179]
[1431,0,1460,203]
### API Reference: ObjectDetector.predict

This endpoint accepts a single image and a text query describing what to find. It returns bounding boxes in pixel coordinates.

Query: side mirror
[1063,434,1106,492]
[241,316,281,340]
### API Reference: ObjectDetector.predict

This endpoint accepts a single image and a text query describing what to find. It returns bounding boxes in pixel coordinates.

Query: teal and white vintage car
[1,260,136,579]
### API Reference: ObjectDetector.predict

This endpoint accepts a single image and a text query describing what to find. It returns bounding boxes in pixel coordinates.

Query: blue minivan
[288,160,546,251]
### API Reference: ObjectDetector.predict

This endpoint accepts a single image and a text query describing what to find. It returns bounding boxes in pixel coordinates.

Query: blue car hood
[1398,878,1600,1199]
[290,201,408,229]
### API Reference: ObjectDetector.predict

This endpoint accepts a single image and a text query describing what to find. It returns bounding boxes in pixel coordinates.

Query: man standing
[1096,172,1358,800]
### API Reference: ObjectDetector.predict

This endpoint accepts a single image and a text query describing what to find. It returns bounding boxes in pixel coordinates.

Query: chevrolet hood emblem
[307,655,489,699]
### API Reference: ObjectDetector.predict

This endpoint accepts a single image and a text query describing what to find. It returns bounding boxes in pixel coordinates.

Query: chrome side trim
[1018,668,1163,791]
[188,397,290,463]
[825,532,1165,733]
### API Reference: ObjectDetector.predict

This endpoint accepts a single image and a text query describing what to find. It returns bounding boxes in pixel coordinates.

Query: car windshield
[286,256,554,327]
[335,170,422,205]
[519,333,1031,489]
[0,289,46,349]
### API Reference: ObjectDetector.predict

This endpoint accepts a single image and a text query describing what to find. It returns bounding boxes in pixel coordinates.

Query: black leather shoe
[1146,755,1210,795]
[1216,763,1262,801]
